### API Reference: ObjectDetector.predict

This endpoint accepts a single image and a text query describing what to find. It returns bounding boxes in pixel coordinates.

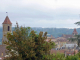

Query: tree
[65,55,79,60]
[69,35,80,47]
[69,21,80,50]
[75,21,80,25]
[4,25,55,60]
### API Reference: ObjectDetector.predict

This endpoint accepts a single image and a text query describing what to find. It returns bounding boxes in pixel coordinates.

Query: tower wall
[2,24,12,44]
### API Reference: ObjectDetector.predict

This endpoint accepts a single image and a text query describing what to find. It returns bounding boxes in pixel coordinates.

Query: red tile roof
[2,16,12,24]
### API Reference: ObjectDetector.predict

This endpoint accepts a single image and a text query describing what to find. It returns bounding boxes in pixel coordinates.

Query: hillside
[32,27,80,37]
[0,27,80,38]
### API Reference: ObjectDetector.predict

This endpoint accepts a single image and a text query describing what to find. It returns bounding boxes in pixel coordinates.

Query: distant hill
[0,27,80,43]
[32,27,80,38]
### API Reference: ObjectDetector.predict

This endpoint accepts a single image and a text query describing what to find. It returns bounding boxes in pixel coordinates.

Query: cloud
[0,0,80,28]
[1,0,80,11]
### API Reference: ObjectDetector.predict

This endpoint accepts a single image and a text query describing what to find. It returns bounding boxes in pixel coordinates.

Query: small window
[8,26,10,31]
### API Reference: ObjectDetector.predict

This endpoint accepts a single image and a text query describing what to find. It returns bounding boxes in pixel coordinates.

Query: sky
[0,0,80,28]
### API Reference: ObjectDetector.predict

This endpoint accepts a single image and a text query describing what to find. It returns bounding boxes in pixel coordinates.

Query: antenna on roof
[6,12,8,16]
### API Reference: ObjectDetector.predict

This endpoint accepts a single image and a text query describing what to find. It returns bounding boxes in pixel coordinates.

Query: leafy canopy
[4,26,55,60]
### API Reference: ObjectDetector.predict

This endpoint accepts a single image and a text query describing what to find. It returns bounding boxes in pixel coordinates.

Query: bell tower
[72,28,78,35]
[2,16,12,45]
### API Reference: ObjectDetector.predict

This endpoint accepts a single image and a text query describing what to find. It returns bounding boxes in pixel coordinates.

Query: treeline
[0,27,80,39]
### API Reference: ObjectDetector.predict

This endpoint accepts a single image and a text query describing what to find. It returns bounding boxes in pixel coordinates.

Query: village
[0,16,79,60]
[46,28,78,56]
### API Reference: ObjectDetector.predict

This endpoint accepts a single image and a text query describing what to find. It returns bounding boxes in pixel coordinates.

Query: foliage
[43,53,65,60]
[52,53,65,60]
[69,34,80,47]
[75,21,80,25]
[76,52,80,58]
[65,55,79,60]
[46,53,79,60]
[69,21,80,48]
[4,25,55,60]
[42,52,80,60]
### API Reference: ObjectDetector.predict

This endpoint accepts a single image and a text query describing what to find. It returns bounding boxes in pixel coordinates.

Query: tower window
[8,26,10,31]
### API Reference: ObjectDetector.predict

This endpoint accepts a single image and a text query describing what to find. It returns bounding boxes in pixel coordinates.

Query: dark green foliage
[43,53,65,60]
[75,21,80,25]
[65,55,79,60]
[4,26,55,60]
[76,52,80,58]
[52,53,65,60]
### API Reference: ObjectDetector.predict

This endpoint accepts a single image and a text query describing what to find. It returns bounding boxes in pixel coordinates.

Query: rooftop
[2,16,12,24]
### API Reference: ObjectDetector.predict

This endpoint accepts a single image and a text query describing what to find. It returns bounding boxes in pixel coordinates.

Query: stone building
[72,28,78,35]
[56,37,68,48]
[2,16,12,44]
[62,28,78,39]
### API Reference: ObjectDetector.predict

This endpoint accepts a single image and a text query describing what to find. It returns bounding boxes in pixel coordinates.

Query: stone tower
[2,16,12,45]
[72,28,78,35]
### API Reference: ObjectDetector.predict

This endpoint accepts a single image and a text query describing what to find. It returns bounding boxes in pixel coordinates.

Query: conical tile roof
[2,16,12,24]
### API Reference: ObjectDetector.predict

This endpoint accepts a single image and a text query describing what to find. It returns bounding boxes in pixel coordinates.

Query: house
[55,37,69,48]
[46,35,56,42]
